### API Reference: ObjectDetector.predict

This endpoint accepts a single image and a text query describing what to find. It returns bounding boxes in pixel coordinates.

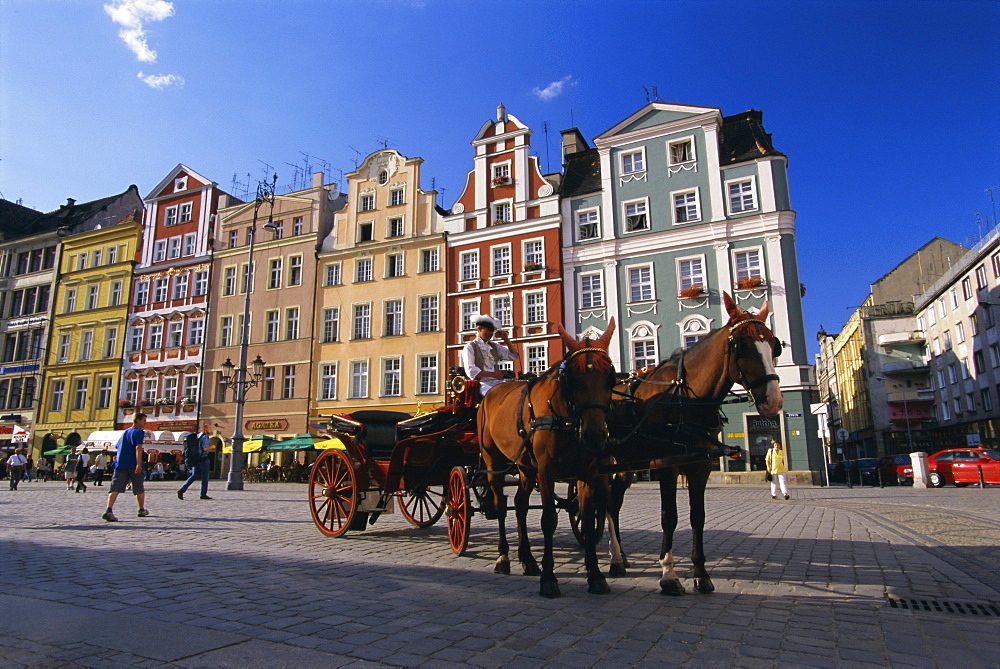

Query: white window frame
[168,236,182,259]
[492,244,512,277]
[288,255,303,286]
[420,247,439,273]
[525,343,549,375]
[359,193,375,213]
[523,238,544,269]
[677,255,707,292]
[386,253,405,278]
[491,294,512,328]
[268,258,283,289]
[389,187,405,207]
[733,247,764,282]
[174,176,187,192]
[381,356,402,397]
[286,307,300,340]
[725,176,758,214]
[620,148,646,175]
[352,302,372,340]
[356,257,373,283]
[580,271,604,309]
[223,266,236,296]
[319,362,338,401]
[321,307,340,343]
[460,250,479,281]
[576,208,600,241]
[627,263,655,303]
[622,197,649,233]
[164,205,178,227]
[172,274,188,300]
[417,354,438,395]
[492,160,512,185]
[384,299,403,337]
[183,232,197,256]
[629,323,659,371]
[167,320,183,348]
[179,202,192,223]
[387,216,404,238]
[349,359,370,399]
[460,299,480,333]
[492,199,513,224]
[153,240,167,262]
[418,295,438,333]
[666,136,696,165]
[187,318,204,346]
[325,263,342,286]
[672,188,701,224]
[524,290,546,324]
[220,316,233,347]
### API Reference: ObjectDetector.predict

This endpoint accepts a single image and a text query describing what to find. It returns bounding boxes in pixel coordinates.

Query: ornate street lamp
[224,174,277,490]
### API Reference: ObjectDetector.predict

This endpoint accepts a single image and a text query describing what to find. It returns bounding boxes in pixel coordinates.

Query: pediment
[595,103,720,142]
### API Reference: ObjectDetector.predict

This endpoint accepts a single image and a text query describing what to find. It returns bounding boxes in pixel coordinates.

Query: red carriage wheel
[397,484,447,528]
[566,481,586,547]
[446,467,472,555]
[308,449,359,537]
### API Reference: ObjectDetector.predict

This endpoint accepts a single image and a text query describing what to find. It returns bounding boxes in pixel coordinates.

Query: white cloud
[138,72,184,89]
[105,0,175,63]
[532,75,575,102]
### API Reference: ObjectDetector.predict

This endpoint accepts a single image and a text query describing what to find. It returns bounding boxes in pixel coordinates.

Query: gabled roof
[145,164,216,201]
[0,199,44,240]
[594,102,720,142]
[719,110,785,164]
[560,148,601,198]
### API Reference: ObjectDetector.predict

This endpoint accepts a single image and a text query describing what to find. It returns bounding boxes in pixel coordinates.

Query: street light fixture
[224,173,278,491]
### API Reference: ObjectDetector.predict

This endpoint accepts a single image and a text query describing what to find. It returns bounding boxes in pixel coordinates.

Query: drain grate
[887,597,1000,617]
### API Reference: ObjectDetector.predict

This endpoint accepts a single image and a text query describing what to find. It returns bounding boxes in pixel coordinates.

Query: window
[152,240,166,262]
[628,265,654,302]
[974,349,985,374]
[356,258,373,283]
[961,358,971,379]
[492,245,511,276]
[994,252,1000,278]
[168,237,181,259]
[183,375,199,402]
[322,308,340,343]
[73,379,88,411]
[86,285,99,310]
[124,380,138,405]
[360,194,375,212]
[325,263,342,286]
[50,380,65,412]
[943,330,952,350]
[388,217,404,237]
[174,176,187,191]
[241,262,252,294]
[632,339,657,370]
[953,397,962,415]
[286,307,300,340]
[261,367,274,401]
[358,221,374,242]
[461,301,478,332]
[293,217,303,236]
[420,248,439,273]
[387,253,404,278]
[147,323,163,350]
[419,296,438,333]
[223,267,236,296]
[271,220,284,239]
[65,288,76,313]
[492,162,510,182]
[991,343,1000,367]
[933,337,941,356]
[492,295,512,327]
[734,249,763,282]
[183,232,197,256]
[985,304,997,329]
[950,289,959,310]
[971,313,980,336]
[110,282,123,306]
[179,202,192,223]
[948,364,957,384]
[193,271,208,296]
[220,316,233,347]
[977,265,989,289]
[493,201,512,224]
[349,360,369,399]
[623,199,648,232]
[942,401,951,421]
[382,357,401,396]
[187,319,204,346]
[282,365,296,399]
[928,307,936,326]
[673,189,700,223]
[581,272,604,309]
[384,300,403,336]
[104,328,118,358]
[524,240,544,268]
[667,138,695,164]
[936,369,945,388]
[390,189,405,207]
[107,246,118,264]
[526,345,547,375]
[162,377,178,403]
[228,230,238,249]
[525,291,546,323]
[353,304,371,339]
[288,256,302,286]
[962,277,973,300]
[152,278,168,303]
[684,335,703,348]
[727,178,757,213]
[92,249,102,267]
[79,331,93,361]
[982,388,993,412]
[460,251,479,281]
[128,326,143,352]
[418,354,438,395]
[620,149,645,174]
[269,259,283,289]
[956,322,966,344]
[265,311,279,342]
[378,170,388,185]
[577,209,599,240]
[172,274,188,300]
[320,363,337,400]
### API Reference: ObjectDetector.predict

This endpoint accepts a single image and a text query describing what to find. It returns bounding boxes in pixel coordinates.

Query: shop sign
[245,419,288,431]
[6,316,46,329]
[0,364,40,375]
[12,425,29,443]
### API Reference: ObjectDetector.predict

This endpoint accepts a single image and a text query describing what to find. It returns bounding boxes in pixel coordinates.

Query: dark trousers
[8,466,24,490]
[179,461,210,497]
[75,469,88,492]
[94,469,107,485]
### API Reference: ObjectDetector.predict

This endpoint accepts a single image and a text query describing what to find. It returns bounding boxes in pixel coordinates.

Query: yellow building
[832,295,872,448]
[312,149,454,421]
[36,212,143,453]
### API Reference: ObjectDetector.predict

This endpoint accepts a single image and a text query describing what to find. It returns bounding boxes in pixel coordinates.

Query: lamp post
[223,174,277,490]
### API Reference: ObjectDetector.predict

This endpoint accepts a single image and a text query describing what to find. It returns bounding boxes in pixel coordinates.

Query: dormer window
[174,177,187,192]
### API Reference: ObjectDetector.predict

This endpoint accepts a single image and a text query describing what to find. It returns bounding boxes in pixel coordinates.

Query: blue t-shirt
[114,427,145,470]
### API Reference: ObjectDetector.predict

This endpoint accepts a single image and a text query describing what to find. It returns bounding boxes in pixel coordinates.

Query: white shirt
[78,453,90,467]
[6,454,26,467]
[463,337,518,395]
[94,454,108,469]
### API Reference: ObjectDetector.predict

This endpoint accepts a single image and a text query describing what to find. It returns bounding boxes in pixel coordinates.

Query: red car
[927,448,1000,487]
[877,454,914,485]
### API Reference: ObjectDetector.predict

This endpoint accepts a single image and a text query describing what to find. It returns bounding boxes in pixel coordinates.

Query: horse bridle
[726,317,781,393]
[562,346,616,417]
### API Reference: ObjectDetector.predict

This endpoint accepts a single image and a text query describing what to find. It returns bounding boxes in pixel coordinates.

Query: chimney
[497,103,507,123]
[560,128,590,161]
[65,198,76,208]
[312,172,324,189]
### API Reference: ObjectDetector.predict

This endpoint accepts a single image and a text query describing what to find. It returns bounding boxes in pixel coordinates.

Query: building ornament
[627,302,658,316]
[452,203,465,214]
[619,173,647,186]
[538,184,554,197]
[579,308,608,322]
[667,163,698,178]
[678,296,710,310]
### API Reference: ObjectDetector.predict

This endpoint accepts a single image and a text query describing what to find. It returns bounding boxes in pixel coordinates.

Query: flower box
[679,286,706,299]
[735,276,765,290]
[524,263,543,271]
[492,176,511,187]
[155,397,175,406]
[118,400,133,408]
[492,218,509,226]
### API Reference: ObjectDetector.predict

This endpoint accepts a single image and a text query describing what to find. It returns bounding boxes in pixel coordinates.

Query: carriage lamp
[220,355,266,390]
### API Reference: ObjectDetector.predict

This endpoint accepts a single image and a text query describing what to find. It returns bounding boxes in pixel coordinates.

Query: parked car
[877,454,914,485]
[827,459,881,485]
[827,461,846,483]
[927,448,1000,487]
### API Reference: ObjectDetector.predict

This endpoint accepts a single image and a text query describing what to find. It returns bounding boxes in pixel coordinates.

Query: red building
[444,105,563,375]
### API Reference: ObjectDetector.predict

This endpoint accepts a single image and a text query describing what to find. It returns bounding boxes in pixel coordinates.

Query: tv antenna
[643,85,662,102]
[543,121,551,173]
[347,146,363,170]
[374,135,396,150]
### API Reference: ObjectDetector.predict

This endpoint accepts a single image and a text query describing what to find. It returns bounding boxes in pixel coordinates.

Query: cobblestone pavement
[1,480,997,667]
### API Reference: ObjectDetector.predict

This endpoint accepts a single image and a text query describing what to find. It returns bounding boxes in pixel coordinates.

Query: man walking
[6,449,27,490]
[93,450,109,486]
[103,413,150,521]
[177,424,212,500]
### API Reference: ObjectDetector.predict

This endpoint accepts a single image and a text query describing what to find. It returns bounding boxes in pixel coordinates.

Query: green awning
[263,434,321,451]
[43,445,75,456]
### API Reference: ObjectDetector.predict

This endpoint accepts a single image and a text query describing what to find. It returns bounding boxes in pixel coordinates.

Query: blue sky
[1,0,998,356]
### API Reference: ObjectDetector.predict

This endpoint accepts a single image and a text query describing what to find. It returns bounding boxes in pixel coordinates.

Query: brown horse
[607,294,783,594]
[477,319,617,598]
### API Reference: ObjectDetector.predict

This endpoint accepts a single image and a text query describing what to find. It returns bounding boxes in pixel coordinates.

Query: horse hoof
[608,563,628,578]
[588,578,611,595]
[522,562,541,577]
[660,580,686,596]
[693,578,715,593]
[494,559,511,575]
[539,580,561,598]
[622,557,631,569]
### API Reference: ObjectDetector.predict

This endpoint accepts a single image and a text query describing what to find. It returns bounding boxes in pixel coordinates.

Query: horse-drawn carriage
[308,294,784,598]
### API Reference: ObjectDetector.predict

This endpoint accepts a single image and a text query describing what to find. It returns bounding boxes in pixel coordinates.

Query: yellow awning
[221,440,266,454]
[314,438,347,450]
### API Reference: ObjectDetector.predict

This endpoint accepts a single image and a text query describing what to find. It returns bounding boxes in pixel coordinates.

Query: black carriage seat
[396,407,473,442]
[349,410,412,458]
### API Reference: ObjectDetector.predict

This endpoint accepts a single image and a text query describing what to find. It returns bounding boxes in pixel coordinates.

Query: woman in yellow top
[765,440,789,500]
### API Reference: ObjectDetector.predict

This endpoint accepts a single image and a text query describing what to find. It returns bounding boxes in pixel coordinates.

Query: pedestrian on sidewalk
[75,447,90,493]
[23,455,33,482]
[93,450,109,486]
[103,413,150,522]
[766,439,790,500]
[64,451,79,490]
[177,425,213,500]
[6,449,27,490]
